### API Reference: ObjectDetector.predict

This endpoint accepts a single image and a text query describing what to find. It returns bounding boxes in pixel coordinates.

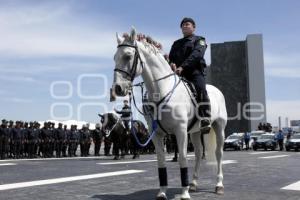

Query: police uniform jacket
[169,35,207,78]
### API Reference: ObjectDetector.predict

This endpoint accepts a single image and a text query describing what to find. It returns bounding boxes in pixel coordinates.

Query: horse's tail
[203,128,217,170]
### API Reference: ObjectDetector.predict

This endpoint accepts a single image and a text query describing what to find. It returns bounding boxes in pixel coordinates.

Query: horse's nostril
[115,84,122,95]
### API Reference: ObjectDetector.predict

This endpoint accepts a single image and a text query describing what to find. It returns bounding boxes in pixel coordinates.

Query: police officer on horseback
[114,99,132,132]
[169,17,210,132]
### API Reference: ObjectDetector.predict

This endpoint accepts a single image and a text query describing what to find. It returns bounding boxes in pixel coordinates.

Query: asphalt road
[0,150,300,200]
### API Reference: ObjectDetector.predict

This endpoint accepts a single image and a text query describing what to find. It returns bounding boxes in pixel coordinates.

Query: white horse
[111,28,227,200]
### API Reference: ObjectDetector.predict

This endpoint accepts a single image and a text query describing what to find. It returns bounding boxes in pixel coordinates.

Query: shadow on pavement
[92,188,181,200]
[92,187,217,200]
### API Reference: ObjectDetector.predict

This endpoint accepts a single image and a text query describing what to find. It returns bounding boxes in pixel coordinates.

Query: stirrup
[200,119,211,134]
[201,119,210,127]
[201,127,211,134]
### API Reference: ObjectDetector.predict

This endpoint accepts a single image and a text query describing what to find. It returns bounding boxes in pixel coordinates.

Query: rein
[130,72,181,147]
[114,42,181,147]
[104,118,121,138]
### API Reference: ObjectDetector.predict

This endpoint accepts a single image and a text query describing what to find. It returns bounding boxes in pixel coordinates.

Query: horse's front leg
[176,130,191,200]
[152,133,168,200]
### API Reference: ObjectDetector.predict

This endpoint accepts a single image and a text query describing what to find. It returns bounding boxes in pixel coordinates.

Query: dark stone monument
[207,34,266,136]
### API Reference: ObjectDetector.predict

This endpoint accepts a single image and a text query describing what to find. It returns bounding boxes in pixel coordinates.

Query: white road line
[222,160,238,164]
[0,170,145,191]
[186,155,195,157]
[258,155,289,159]
[0,155,196,162]
[97,155,196,165]
[0,163,17,166]
[0,156,110,162]
[249,151,279,155]
[99,159,237,166]
[98,159,172,165]
[281,180,300,191]
[207,160,238,165]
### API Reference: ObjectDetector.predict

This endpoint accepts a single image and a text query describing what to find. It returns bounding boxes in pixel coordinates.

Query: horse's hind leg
[213,121,225,195]
[152,132,168,200]
[189,132,202,192]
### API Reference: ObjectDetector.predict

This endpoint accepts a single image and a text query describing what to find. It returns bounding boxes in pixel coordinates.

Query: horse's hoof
[180,190,191,200]
[180,196,190,200]
[156,193,168,200]
[189,183,197,192]
[113,157,119,160]
[215,186,224,195]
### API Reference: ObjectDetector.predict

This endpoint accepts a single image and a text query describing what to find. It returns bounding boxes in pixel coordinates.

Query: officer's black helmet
[180,17,196,27]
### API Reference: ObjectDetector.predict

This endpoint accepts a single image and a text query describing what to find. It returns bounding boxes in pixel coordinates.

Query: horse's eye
[123,53,132,60]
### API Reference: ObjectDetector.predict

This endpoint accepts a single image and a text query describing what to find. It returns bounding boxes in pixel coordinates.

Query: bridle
[102,117,121,138]
[114,43,144,82]
[113,42,182,147]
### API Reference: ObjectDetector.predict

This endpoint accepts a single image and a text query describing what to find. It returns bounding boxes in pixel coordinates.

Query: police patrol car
[285,133,300,151]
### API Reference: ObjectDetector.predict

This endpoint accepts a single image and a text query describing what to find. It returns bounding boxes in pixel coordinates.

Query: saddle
[181,78,211,134]
[181,78,198,103]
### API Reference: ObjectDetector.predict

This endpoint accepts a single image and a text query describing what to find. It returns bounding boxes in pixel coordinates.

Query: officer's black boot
[197,93,211,134]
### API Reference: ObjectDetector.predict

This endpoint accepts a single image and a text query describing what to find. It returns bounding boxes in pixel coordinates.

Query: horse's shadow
[91,188,180,200]
[92,188,216,200]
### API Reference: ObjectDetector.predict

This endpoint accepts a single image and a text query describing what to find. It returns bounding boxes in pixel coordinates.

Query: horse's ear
[130,26,137,42]
[98,114,104,118]
[116,32,123,45]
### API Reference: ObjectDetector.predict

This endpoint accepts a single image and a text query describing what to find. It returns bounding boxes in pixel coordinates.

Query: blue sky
[0,0,299,127]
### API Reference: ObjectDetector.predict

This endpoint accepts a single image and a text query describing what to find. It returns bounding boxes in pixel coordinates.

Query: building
[207,34,266,136]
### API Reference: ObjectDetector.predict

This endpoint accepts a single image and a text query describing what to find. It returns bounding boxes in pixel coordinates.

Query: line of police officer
[0,119,113,160]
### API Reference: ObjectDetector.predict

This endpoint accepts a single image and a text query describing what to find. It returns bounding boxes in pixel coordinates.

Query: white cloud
[0,58,113,75]
[0,2,121,58]
[5,97,33,103]
[266,100,300,127]
[0,75,36,82]
[0,26,117,58]
[0,2,71,26]
[266,67,300,78]
[265,53,300,67]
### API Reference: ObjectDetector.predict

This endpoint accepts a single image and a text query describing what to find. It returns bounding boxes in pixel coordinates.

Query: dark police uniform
[40,124,52,158]
[169,35,207,99]
[67,126,79,157]
[92,125,103,156]
[1,121,12,159]
[79,127,91,157]
[0,120,8,159]
[12,125,23,159]
[115,104,132,131]
[169,32,210,124]
[61,126,68,157]
[55,125,65,158]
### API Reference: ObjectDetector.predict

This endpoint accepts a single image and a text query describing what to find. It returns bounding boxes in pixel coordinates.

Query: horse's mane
[122,32,171,69]
[123,33,163,54]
